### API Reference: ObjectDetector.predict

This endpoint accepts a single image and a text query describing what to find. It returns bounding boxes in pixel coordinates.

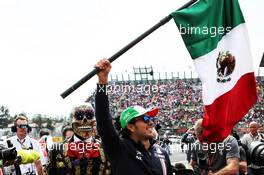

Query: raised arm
[95,58,122,160]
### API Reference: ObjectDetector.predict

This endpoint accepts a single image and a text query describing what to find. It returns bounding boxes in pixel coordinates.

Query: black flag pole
[61,0,197,99]
[260,52,264,67]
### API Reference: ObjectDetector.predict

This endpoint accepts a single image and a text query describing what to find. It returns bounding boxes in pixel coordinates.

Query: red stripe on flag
[202,72,257,142]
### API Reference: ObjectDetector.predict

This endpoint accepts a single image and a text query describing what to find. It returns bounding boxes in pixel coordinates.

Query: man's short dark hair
[120,128,131,138]
[39,130,50,137]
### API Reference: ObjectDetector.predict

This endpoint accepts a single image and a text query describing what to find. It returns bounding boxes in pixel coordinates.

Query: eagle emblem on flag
[216,51,236,83]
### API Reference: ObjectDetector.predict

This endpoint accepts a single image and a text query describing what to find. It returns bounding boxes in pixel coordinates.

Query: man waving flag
[171,0,257,142]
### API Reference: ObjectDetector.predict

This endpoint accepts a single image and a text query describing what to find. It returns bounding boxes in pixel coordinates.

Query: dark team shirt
[95,84,172,175]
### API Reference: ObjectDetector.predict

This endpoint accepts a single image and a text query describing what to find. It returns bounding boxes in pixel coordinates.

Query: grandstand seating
[87,76,264,134]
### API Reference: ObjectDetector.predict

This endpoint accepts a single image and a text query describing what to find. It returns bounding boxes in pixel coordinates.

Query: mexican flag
[171,0,257,142]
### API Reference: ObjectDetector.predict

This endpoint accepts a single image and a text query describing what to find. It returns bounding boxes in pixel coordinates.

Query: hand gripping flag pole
[61,0,197,99]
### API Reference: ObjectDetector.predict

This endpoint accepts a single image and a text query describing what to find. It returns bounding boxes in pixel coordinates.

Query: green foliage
[31,114,56,131]
[46,118,55,131]
[0,105,11,128]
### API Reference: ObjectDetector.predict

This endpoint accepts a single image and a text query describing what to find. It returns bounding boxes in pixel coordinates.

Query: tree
[0,105,11,128]
[46,118,55,131]
[32,114,44,132]
[31,114,56,132]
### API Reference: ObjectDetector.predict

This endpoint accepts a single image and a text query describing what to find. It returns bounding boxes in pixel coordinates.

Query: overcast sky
[0,0,263,117]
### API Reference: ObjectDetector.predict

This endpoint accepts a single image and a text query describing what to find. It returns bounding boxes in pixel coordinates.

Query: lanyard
[16,138,36,175]
[207,152,215,169]
[17,139,33,150]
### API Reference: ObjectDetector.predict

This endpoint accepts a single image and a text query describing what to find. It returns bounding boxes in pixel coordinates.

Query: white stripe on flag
[194,24,254,105]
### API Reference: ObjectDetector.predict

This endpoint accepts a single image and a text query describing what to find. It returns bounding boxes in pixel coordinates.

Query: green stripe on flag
[171,0,245,59]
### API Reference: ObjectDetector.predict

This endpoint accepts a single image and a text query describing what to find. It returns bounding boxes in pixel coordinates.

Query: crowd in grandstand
[88,77,264,132]
[241,77,264,127]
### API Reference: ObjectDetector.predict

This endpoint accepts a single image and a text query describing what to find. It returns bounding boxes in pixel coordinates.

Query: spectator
[190,119,239,175]
[4,114,44,175]
[61,125,74,141]
[181,127,196,163]
[95,58,173,175]
[161,135,172,155]
[240,121,264,174]
[38,130,53,166]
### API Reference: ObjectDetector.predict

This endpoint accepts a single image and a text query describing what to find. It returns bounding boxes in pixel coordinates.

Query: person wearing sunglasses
[47,104,112,175]
[95,59,173,175]
[3,114,44,175]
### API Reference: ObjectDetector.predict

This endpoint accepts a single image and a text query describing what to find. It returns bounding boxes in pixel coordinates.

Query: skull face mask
[71,104,96,140]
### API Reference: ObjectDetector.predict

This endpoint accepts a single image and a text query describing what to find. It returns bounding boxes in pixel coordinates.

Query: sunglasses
[135,115,157,124]
[17,124,29,129]
[74,110,94,120]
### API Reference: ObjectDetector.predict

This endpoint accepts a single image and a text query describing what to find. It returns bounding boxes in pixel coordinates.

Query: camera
[248,141,264,166]
[0,144,17,161]
[0,147,17,161]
